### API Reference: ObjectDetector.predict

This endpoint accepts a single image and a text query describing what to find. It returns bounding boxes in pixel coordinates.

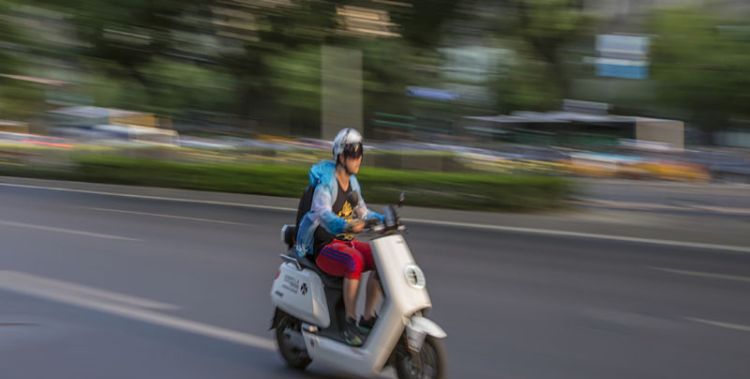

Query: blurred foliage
[0,1,47,119]
[49,0,206,71]
[650,7,750,132]
[0,79,47,119]
[0,0,19,69]
[493,49,563,113]
[68,154,572,211]
[0,0,747,136]
[509,0,592,107]
[141,59,236,113]
[267,46,321,111]
[390,0,461,49]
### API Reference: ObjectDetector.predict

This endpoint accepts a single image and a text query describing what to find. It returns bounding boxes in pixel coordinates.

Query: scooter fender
[405,316,447,352]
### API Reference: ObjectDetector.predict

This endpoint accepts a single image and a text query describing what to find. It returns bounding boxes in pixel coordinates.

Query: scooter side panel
[365,235,434,374]
[271,263,330,328]
[371,235,432,314]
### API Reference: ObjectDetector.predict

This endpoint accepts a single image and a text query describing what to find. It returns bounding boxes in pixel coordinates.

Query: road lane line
[0,271,179,310]
[689,205,750,216]
[0,271,276,351]
[577,199,686,211]
[87,207,255,226]
[402,218,750,254]
[583,200,750,216]
[685,317,750,333]
[650,267,750,283]
[0,219,141,241]
[2,181,749,254]
[0,182,296,212]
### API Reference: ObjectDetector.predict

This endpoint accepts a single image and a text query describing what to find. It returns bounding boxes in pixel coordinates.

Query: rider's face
[344,154,362,174]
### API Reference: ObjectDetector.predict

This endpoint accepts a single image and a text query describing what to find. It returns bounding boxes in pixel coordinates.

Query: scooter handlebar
[349,201,406,236]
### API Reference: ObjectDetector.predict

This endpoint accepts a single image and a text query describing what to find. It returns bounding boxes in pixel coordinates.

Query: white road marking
[0,182,296,212]
[689,205,750,216]
[2,180,749,254]
[685,317,750,333]
[402,218,750,254]
[650,267,750,283]
[0,271,276,351]
[578,179,750,193]
[0,271,179,310]
[0,219,140,241]
[587,200,750,216]
[578,199,685,211]
[87,207,255,226]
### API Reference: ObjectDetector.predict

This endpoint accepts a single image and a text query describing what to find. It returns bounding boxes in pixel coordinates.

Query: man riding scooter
[274,130,447,377]
[295,128,384,346]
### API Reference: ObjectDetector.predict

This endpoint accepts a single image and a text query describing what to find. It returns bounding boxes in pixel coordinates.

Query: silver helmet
[332,128,363,160]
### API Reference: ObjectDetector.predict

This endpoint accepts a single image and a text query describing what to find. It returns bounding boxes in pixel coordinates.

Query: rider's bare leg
[363,273,382,320]
[343,278,360,320]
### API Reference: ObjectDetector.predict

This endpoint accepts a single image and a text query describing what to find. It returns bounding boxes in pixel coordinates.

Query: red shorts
[316,239,374,280]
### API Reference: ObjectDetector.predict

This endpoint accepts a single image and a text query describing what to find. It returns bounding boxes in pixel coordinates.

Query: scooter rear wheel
[394,335,446,379]
[275,314,312,370]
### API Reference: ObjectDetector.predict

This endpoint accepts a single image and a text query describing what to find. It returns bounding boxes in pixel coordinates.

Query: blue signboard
[596,61,648,80]
[406,86,459,101]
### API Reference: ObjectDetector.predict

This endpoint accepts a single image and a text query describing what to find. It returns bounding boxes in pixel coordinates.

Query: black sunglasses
[342,143,363,159]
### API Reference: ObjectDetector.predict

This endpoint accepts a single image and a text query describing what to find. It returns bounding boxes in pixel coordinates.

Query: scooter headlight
[404,264,426,289]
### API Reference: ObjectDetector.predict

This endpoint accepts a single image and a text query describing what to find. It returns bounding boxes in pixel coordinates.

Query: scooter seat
[295,254,343,290]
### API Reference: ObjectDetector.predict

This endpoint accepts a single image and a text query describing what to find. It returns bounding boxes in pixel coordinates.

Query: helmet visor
[342,143,363,159]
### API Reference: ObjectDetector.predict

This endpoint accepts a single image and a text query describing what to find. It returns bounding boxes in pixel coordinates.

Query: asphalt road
[0,184,749,379]
[577,179,750,215]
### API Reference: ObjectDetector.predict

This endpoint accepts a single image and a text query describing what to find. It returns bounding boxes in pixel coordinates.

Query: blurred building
[336,5,400,38]
[463,100,685,150]
[48,106,161,130]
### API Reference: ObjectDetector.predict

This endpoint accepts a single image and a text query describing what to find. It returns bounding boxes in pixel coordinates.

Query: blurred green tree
[390,0,461,49]
[492,49,563,112]
[650,7,750,133]
[66,0,206,79]
[28,0,224,116]
[0,0,20,71]
[500,0,592,111]
[0,0,47,119]
[230,1,338,132]
[10,0,600,131]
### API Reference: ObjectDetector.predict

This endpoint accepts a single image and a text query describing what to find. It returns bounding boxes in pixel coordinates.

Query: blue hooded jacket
[294,160,384,257]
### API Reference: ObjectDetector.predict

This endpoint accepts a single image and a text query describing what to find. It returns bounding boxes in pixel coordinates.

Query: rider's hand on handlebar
[364,218,381,228]
[347,220,365,233]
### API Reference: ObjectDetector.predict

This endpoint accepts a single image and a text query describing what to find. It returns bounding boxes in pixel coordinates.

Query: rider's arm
[356,196,384,222]
[351,177,384,222]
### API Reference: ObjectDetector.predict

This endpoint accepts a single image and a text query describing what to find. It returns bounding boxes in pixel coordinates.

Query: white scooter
[270,195,447,379]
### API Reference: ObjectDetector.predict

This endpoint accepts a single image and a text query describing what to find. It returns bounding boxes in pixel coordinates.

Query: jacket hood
[308,160,336,187]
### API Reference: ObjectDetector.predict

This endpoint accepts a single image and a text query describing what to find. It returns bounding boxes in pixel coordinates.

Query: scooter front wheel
[275,314,312,370]
[394,335,446,379]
